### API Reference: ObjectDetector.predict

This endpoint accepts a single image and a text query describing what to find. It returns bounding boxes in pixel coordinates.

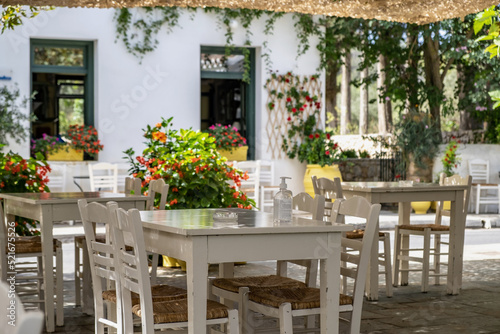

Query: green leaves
[474,6,496,35]
[489,90,500,109]
[124,118,255,210]
[1,6,50,34]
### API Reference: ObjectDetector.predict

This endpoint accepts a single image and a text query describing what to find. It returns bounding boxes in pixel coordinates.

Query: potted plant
[438,139,461,210]
[32,125,104,161]
[273,73,343,196]
[205,124,248,161]
[124,117,256,269]
[0,145,50,235]
[393,111,442,214]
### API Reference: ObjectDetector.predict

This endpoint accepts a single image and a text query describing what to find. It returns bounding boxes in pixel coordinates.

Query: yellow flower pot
[218,146,248,161]
[411,201,431,214]
[303,164,342,197]
[162,255,187,271]
[47,147,84,161]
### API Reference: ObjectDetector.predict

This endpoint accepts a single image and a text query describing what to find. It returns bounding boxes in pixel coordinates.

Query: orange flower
[170,199,178,205]
[152,131,167,143]
[156,123,162,128]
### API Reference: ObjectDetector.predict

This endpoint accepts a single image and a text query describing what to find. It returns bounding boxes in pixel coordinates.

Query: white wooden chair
[88,162,118,193]
[0,280,44,334]
[124,176,141,195]
[312,176,393,297]
[239,197,381,334]
[212,192,325,333]
[78,200,187,334]
[258,160,278,212]
[393,174,472,292]
[468,159,499,213]
[234,160,261,208]
[74,178,165,311]
[0,201,64,327]
[112,206,239,334]
[77,199,123,334]
[47,163,67,192]
[144,178,170,284]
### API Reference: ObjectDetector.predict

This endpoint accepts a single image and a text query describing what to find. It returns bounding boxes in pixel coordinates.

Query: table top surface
[0,192,148,204]
[341,181,467,193]
[140,208,354,236]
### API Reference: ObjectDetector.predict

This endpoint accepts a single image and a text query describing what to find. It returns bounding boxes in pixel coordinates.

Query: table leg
[40,206,56,332]
[186,238,209,334]
[365,218,379,300]
[447,190,465,295]
[398,202,411,285]
[320,233,341,334]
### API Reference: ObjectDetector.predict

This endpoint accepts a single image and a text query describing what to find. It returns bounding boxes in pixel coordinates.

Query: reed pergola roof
[3,0,498,24]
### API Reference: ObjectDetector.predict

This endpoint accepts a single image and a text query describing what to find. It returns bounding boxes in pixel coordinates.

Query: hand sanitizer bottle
[273,177,293,224]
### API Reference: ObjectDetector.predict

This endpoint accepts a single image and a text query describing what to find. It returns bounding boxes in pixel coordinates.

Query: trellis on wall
[265,72,323,159]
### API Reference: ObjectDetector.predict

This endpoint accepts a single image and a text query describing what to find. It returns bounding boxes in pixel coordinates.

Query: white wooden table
[341,182,468,300]
[0,192,148,332]
[140,208,353,334]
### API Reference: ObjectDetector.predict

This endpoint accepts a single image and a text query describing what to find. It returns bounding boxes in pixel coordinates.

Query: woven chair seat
[212,275,307,293]
[249,287,352,310]
[399,224,450,232]
[132,298,229,324]
[102,284,187,304]
[75,234,133,251]
[9,236,60,254]
[345,229,385,239]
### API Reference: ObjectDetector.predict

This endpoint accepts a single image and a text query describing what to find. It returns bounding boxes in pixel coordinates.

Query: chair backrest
[468,158,490,184]
[146,178,169,210]
[292,192,325,221]
[259,160,275,186]
[77,199,123,332]
[435,174,472,222]
[88,162,118,192]
[113,207,156,334]
[330,197,381,313]
[124,177,142,195]
[47,163,67,192]
[235,160,261,204]
[116,163,131,192]
[311,176,343,220]
[0,280,44,334]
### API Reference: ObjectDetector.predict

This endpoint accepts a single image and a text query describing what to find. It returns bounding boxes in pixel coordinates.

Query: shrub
[124,117,256,209]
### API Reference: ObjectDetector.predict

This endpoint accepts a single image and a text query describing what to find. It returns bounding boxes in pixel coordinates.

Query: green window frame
[30,39,94,127]
[200,46,256,160]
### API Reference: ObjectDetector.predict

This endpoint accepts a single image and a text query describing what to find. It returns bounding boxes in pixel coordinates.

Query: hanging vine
[114,7,181,59]
[114,7,285,82]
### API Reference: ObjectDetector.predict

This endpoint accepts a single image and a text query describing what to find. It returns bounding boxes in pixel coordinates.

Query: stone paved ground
[41,212,500,333]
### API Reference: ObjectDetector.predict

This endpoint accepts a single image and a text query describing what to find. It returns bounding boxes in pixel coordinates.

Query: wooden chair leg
[74,238,81,306]
[392,226,401,287]
[422,228,431,293]
[56,246,64,326]
[150,253,158,285]
[382,234,393,297]
[434,234,441,286]
[279,302,293,334]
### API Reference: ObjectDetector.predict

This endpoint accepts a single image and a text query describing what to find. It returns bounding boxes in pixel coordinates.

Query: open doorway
[200,46,255,159]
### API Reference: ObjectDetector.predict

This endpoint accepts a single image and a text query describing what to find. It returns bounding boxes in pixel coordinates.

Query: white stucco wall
[0,7,324,194]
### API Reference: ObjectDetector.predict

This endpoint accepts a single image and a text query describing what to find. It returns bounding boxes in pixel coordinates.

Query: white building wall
[0,7,323,194]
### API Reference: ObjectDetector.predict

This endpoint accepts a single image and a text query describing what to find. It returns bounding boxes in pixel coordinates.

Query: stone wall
[339,158,381,181]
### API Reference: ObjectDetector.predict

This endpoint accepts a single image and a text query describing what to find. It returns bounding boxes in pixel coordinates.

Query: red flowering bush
[0,146,50,235]
[66,125,104,157]
[124,117,255,210]
[267,71,342,166]
[205,124,247,151]
[441,140,461,177]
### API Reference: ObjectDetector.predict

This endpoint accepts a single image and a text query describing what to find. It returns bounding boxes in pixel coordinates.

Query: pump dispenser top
[273,176,293,224]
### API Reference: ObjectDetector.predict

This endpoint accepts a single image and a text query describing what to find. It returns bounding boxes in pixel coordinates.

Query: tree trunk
[405,27,419,113]
[377,54,392,134]
[340,51,351,135]
[325,60,340,131]
[359,65,369,135]
[423,28,443,130]
[457,63,481,130]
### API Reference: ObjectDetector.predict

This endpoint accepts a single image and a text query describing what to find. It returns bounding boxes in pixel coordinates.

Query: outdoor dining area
[2,157,493,334]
